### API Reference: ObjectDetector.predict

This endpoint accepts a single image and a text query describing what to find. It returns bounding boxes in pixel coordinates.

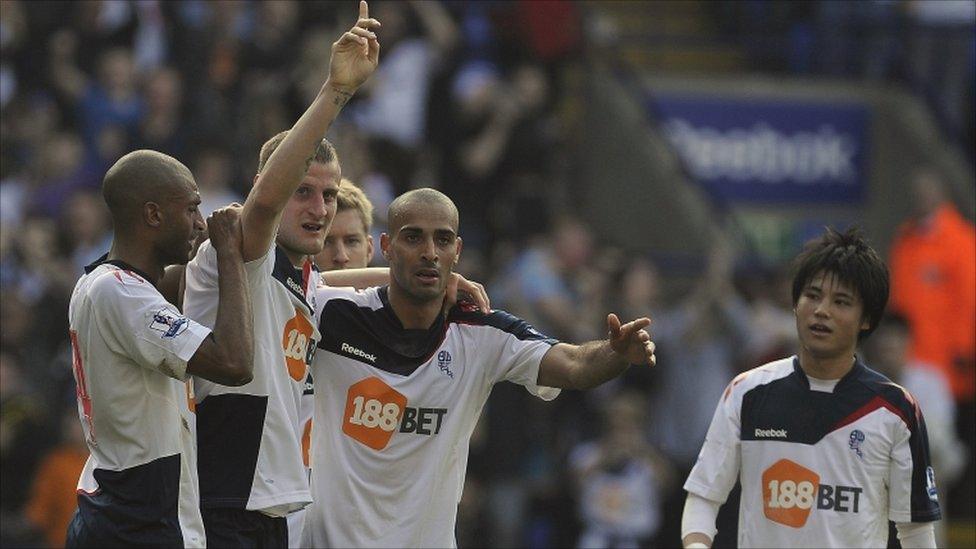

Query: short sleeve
[887,397,942,523]
[184,240,272,327]
[479,310,560,401]
[91,272,211,381]
[683,377,742,503]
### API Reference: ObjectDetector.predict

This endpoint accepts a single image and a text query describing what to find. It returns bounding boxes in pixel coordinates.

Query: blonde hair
[336,179,374,232]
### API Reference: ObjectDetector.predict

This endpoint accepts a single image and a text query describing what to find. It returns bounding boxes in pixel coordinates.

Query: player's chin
[164,242,194,266]
[290,236,325,257]
[407,283,445,302]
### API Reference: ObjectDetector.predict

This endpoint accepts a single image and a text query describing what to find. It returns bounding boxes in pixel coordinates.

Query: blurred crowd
[711,0,976,158]
[1,1,973,548]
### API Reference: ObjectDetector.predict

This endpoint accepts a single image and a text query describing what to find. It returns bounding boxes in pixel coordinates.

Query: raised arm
[187,206,254,385]
[241,1,381,261]
[536,314,655,390]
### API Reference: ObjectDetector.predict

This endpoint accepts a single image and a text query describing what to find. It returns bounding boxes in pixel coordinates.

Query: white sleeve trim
[681,492,720,543]
[522,341,560,401]
[895,521,936,548]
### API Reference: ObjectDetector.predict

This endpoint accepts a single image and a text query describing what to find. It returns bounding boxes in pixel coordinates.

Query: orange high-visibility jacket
[889,204,976,400]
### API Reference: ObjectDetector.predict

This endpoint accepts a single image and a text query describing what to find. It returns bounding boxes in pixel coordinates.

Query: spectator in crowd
[24,132,101,220]
[888,168,976,519]
[191,145,244,218]
[24,405,89,548]
[131,66,187,159]
[737,264,798,369]
[863,312,967,547]
[492,217,600,343]
[569,390,675,549]
[0,351,53,547]
[48,45,144,162]
[889,168,976,404]
[59,190,112,277]
[349,0,459,191]
[643,237,751,469]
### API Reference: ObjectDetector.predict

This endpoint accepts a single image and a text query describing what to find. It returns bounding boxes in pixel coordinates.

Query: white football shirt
[184,243,319,516]
[685,356,941,548]
[302,285,560,548]
[69,257,210,547]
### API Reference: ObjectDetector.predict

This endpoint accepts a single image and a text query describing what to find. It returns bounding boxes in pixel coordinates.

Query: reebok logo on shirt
[341,342,377,363]
[755,428,788,438]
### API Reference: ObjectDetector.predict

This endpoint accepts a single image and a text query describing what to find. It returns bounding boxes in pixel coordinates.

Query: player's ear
[380,233,390,259]
[453,236,462,266]
[145,201,163,228]
[366,235,375,264]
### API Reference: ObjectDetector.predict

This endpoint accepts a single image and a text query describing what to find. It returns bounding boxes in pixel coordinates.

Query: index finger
[621,318,651,334]
[360,0,368,21]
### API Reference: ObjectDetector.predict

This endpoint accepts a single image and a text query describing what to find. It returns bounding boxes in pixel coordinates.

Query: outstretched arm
[537,314,655,390]
[241,1,381,261]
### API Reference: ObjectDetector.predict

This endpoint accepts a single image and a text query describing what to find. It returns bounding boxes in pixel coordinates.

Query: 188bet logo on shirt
[343,377,448,450]
[282,307,315,381]
[762,459,863,528]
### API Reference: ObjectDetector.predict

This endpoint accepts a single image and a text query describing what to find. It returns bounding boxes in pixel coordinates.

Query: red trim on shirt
[832,395,910,431]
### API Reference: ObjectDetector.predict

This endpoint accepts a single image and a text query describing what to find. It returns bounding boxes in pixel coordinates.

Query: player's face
[381,205,461,303]
[794,271,869,361]
[316,208,373,270]
[159,180,205,266]
[276,161,340,264]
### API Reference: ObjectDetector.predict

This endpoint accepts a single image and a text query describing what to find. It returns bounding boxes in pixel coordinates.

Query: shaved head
[387,188,459,235]
[103,149,196,225]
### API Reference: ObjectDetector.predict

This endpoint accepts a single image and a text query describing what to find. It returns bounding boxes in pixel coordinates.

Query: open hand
[328,1,381,92]
[607,313,656,366]
[444,272,490,313]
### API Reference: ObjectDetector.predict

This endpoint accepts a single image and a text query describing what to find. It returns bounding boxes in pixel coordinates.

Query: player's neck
[107,240,164,284]
[387,284,443,330]
[281,245,308,269]
[797,348,856,380]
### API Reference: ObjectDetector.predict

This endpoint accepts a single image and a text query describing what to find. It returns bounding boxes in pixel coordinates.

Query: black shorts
[65,506,184,548]
[201,507,288,548]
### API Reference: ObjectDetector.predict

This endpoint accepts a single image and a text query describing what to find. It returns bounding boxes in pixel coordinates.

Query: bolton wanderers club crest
[849,429,865,459]
[437,350,454,379]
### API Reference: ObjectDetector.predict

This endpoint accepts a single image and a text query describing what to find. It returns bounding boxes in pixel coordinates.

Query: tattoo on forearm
[330,86,353,108]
